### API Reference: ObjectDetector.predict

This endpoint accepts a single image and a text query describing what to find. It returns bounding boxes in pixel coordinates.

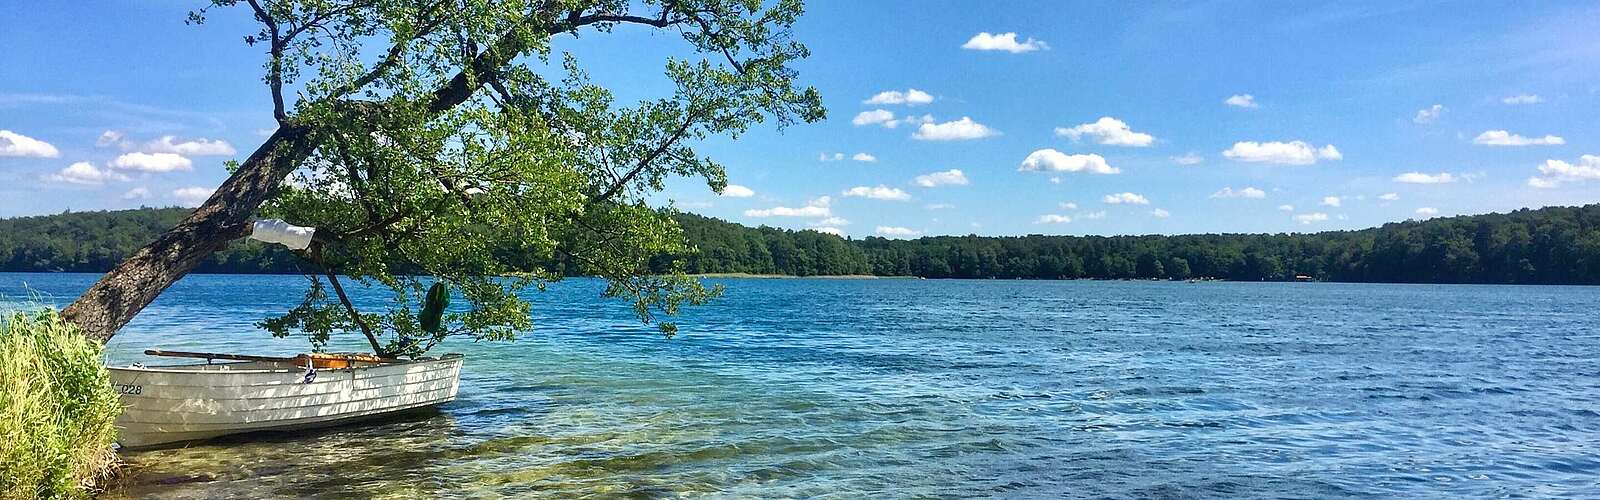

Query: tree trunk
[61,126,318,342]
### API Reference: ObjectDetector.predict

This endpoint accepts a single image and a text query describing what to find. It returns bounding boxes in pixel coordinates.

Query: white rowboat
[108,351,463,448]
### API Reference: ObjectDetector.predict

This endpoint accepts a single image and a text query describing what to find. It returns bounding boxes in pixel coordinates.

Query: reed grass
[0,309,121,499]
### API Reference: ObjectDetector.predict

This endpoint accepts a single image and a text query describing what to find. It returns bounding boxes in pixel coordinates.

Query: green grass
[1,309,121,499]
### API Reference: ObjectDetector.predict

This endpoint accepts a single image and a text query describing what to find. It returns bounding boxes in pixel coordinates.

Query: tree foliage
[167,0,825,356]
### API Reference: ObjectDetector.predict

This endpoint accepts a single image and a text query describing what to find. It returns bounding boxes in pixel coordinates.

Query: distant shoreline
[689,273,916,280]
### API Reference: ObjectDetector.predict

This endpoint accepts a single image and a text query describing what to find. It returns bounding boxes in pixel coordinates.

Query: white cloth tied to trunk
[250,219,316,250]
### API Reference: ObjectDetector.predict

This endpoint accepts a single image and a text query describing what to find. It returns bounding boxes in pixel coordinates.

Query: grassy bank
[0,310,121,499]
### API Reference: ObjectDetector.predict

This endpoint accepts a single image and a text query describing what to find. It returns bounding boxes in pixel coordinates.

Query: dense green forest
[4,205,1600,284]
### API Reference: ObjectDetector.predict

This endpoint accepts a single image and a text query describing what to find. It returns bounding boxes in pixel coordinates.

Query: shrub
[0,310,121,499]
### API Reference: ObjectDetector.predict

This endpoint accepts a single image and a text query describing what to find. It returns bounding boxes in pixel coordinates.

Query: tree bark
[61,125,317,341]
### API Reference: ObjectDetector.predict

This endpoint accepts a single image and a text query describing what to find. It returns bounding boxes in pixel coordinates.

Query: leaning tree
[59,0,823,356]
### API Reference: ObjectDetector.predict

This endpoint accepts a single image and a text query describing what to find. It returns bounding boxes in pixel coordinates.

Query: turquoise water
[5,273,1600,498]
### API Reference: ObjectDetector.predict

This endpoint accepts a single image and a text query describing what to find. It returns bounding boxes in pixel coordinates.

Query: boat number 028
[114,384,142,395]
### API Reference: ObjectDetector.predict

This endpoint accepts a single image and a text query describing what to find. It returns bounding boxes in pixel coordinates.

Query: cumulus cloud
[745,196,832,218]
[1294,212,1329,224]
[1054,117,1154,147]
[1035,214,1072,224]
[1224,94,1259,108]
[1277,204,1295,211]
[1059,202,1078,210]
[721,184,754,197]
[819,152,845,161]
[143,136,236,156]
[1474,130,1564,146]
[44,161,129,185]
[110,152,192,172]
[812,216,850,226]
[1211,186,1266,199]
[852,109,896,127]
[1170,152,1204,165]
[1149,208,1171,218]
[1320,196,1342,207]
[1415,207,1439,216]
[1393,172,1457,184]
[1526,155,1600,188]
[1018,149,1118,174]
[863,88,934,106]
[912,117,998,141]
[851,152,878,162]
[1103,192,1149,205]
[0,130,60,157]
[874,226,920,237]
[842,185,912,201]
[913,169,969,187]
[812,227,846,237]
[1379,192,1400,201]
[961,32,1048,53]
[123,186,150,200]
[96,130,127,148]
[1222,141,1342,165]
[172,186,213,207]
[1413,104,1446,124]
[1501,94,1543,105]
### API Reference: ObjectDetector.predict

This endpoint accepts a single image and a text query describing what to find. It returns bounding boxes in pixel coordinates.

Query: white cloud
[851,152,877,162]
[1277,204,1295,212]
[961,32,1048,53]
[924,203,954,210]
[1413,104,1446,124]
[143,136,236,156]
[1320,196,1342,207]
[1222,140,1342,165]
[1103,192,1150,205]
[1035,214,1072,224]
[1293,212,1329,224]
[1392,172,1457,184]
[1054,117,1154,147]
[122,187,150,200]
[1081,210,1107,219]
[110,152,192,172]
[0,130,60,158]
[1224,94,1259,108]
[1048,177,1061,184]
[852,109,896,127]
[842,185,912,201]
[1473,130,1564,146]
[1210,186,1266,199]
[1526,155,1600,188]
[1018,149,1119,174]
[912,117,998,141]
[863,88,934,106]
[96,130,127,148]
[1379,192,1400,201]
[1415,207,1439,216]
[820,152,876,162]
[1170,152,1204,165]
[913,169,969,187]
[819,152,845,161]
[812,216,850,226]
[44,161,129,185]
[1149,208,1170,218]
[874,226,920,237]
[1501,94,1543,105]
[172,186,213,207]
[745,196,832,218]
[721,184,754,197]
[1059,202,1078,210]
[812,227,846,237]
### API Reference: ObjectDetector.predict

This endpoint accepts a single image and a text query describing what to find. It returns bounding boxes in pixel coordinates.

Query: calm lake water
[4,273,1600,498]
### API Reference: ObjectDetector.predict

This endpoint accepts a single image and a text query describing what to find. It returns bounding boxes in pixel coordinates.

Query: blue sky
[2,2,1598,238]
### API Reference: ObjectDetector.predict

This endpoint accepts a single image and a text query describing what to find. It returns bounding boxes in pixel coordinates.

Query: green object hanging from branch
[419,282,448,334]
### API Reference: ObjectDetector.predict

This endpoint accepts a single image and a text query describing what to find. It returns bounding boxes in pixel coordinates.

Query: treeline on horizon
[3,205,1599,284]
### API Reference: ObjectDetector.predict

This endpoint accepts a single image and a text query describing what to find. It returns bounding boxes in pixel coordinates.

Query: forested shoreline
[4,205,1599,284]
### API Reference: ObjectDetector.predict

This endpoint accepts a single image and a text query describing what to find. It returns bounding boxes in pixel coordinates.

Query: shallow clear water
[4,273,1600,498]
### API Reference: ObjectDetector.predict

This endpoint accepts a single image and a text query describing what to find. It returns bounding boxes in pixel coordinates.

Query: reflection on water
[5,273,1600,498]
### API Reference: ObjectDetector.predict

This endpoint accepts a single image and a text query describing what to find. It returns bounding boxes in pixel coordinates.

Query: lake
[4,273,1599,498]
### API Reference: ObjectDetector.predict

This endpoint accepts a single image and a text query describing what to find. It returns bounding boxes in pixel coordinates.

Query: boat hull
[108,355,462,448]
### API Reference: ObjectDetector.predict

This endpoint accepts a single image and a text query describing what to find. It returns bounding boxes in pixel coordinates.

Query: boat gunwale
[107,355,461,375]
